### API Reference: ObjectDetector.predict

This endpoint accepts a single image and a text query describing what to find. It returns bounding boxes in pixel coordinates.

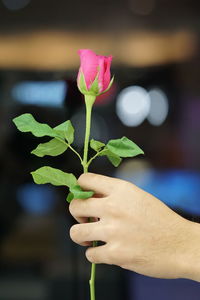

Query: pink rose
[77,49,113,97]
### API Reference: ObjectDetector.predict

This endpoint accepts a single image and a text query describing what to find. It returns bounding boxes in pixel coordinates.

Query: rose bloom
[77,49,113,97]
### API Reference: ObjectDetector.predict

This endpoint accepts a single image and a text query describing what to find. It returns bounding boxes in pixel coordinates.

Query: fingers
[69,197,104,221]
[70,222,106,246]
[86,244,112,264]
[70,216,89,224]
[78,173,118,196]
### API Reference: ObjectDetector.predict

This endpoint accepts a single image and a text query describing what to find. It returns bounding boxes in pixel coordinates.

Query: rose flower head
[77,49,114,97]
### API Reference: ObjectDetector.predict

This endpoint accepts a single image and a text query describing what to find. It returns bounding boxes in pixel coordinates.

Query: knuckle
[104,222,115,239]
[78,173,91,184]
[83,224,90,237]
[77,173,85,184]
[106,244,117,262]
[129,253,148,267]
[119,179,130,191]
[69,225,79,242]
[69,199,79,215]
[106,200,119,218]
[86,248,95,263]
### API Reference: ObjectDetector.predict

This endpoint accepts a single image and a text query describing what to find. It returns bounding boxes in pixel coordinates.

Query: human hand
[69,173,200,281]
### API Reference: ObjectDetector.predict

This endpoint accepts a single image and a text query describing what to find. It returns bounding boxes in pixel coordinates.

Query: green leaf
[66,185,94,203]
[106,150,122,167]
[31,166,77,187]
[54,120,74,144]
[90,139,105,152]
[13,113,58,138]
[69,185,94,199]
[31,138,68,157]
[66,192,74,203]
[99,149,122,167]
[106,136,144,158]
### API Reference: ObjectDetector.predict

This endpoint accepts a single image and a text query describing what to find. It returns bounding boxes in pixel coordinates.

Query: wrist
[178,219,200,282]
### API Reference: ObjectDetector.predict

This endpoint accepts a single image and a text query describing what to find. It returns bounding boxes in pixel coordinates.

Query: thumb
[86,244,111,264]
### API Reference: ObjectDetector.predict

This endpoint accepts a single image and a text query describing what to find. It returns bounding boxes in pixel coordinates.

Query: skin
[69,173,200,282]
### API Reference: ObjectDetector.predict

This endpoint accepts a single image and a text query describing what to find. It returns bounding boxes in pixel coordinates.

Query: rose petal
[97,56,106,92]
[78,49,99,89]
[102,56,112,91]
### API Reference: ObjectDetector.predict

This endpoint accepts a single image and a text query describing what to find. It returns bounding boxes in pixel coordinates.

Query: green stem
[87,149,106,169]
[90,242,97,300]
[82,94,96,300]
[83,105,92,171]
[90,262,96,300]
[82,95,95,172]
[68,144,83,164]
[55,137,83,164]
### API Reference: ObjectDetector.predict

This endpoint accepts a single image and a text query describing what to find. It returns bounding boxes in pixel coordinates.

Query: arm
[69,172,200,282]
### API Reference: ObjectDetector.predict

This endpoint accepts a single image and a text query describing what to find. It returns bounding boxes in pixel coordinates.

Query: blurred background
[0,0,200,299]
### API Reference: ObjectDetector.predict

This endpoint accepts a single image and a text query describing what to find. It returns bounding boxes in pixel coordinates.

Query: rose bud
[77,49,114,98]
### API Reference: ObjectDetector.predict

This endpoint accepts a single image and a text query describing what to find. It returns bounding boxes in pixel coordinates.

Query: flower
[77,49,113,97]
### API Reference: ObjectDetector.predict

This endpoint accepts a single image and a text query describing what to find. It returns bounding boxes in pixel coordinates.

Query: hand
[69,173,200,281]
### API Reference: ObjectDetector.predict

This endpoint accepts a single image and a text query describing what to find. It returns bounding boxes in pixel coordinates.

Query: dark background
[0,0,200,299]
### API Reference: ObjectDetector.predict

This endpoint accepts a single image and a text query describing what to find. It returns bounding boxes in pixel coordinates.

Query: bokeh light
[2,0,31,10]
[147,88,169,126]
[17,184,56,215]
[12,81,67,107]
[116,86,151,127]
